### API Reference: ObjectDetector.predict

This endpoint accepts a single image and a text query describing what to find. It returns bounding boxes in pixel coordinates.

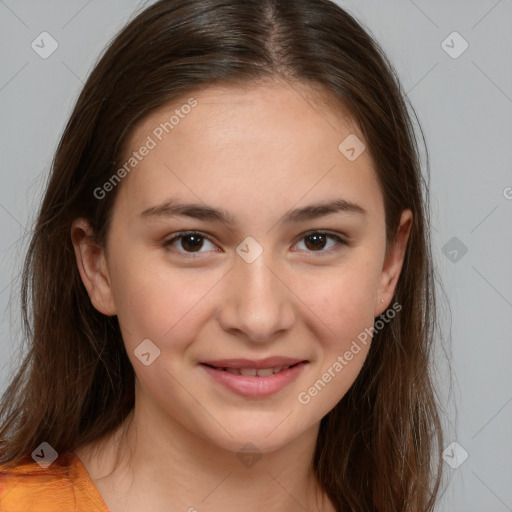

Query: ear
[71,218,117,316]
[374,209,413,317]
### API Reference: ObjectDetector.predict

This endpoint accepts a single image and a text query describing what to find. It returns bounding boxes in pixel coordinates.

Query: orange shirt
[0,451,110,511]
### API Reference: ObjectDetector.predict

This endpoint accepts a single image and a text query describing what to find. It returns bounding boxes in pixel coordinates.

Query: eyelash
[161,230,348,258]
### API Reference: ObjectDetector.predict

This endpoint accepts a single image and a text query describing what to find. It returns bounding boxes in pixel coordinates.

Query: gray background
[0,1,511,510]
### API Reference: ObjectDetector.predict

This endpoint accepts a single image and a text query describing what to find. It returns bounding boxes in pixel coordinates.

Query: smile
[206,364,293,376]
[200,361,308,398]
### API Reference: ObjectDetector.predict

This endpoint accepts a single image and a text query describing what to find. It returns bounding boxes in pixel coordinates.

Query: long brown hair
[0,0,444,510]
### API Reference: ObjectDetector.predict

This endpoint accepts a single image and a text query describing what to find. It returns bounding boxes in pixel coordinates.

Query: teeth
[219,365,293,376]
[256,368,274,377]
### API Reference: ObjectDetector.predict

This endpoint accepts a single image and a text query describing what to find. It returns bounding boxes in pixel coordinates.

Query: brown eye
[304,233,328,251]
[162,231,217,255]
[294,231,347,254]
[177,233,204,252]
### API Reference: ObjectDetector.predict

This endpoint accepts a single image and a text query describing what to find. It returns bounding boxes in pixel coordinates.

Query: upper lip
[200,357,307,369]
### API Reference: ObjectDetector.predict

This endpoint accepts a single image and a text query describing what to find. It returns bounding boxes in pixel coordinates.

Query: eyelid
[162,229,348,257]
[162,230,219,258]
[291,230,348,256]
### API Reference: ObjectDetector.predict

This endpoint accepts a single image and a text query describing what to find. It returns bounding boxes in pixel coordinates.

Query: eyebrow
[140,198,367,227]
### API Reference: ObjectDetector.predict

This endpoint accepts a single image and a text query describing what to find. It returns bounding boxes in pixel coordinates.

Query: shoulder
[0,451,107,511]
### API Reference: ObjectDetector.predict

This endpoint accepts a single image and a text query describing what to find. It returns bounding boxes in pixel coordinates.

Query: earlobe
[375,209,413,316]
[71,218,117,316]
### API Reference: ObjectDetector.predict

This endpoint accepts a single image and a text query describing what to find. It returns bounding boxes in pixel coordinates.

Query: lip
[200,356,306,369]
[200,360,308,398]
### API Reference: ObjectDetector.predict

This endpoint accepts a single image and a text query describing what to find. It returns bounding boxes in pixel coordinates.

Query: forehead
[115,80,383,224]
[124,79,360,158]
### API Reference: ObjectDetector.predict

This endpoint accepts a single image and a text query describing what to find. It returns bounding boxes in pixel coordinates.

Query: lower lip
[200,362,308,398]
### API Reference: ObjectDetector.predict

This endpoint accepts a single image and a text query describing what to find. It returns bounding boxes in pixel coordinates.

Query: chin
[197,413,312,456]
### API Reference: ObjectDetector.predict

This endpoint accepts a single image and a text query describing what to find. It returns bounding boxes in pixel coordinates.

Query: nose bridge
[218,244,294,341]
[239,249,279,304]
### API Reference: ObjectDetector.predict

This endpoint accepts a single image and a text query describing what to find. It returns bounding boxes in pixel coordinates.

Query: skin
[71,79,412,512]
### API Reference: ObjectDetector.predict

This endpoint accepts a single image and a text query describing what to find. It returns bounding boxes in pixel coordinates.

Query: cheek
[299,256,381,342]
[293,265,379,410]
[107,249,218,356]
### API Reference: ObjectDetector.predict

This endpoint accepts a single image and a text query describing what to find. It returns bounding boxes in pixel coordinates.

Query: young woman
[0,1,444,510]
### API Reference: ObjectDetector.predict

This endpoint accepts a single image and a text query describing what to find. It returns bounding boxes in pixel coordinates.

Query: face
[73,80,411,454]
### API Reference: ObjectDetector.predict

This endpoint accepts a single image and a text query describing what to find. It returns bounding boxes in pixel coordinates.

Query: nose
[216,249,296,343]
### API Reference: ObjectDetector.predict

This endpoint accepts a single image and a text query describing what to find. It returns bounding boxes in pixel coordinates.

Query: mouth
[199,358,309,398]
[200,361,303,377]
